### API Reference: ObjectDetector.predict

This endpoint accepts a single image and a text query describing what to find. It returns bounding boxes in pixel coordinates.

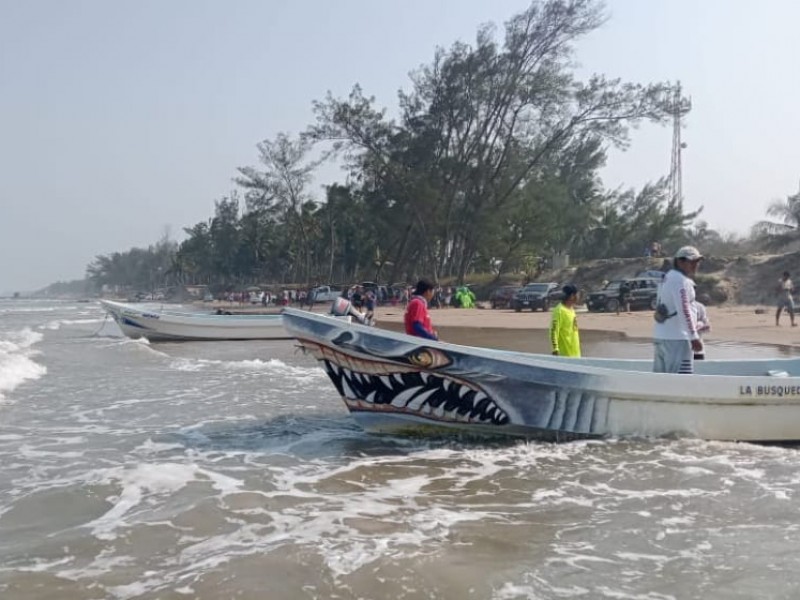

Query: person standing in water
[694,301,711,360]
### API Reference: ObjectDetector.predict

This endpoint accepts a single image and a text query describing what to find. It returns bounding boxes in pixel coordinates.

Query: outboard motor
[330,297,372,325]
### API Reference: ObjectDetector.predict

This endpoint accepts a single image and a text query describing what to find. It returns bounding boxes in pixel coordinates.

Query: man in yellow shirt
[549,284,581,357]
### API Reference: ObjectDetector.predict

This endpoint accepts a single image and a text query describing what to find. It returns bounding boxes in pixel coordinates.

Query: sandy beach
[368,303,800,348]
[209,300,800,349]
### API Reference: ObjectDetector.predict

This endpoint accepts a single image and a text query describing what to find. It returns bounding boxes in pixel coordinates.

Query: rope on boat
[90,311,111,337]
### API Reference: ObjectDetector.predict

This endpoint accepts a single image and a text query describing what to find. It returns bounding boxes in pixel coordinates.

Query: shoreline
[203,300,800,349]
[374,304,800,349]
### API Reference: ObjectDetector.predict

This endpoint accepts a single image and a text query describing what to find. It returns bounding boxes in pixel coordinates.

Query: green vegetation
[753,186,800,251]
[82,0,783,295]
[86,234,176,295]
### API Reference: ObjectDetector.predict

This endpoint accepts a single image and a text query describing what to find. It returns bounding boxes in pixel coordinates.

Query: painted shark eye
[406,348,451,369]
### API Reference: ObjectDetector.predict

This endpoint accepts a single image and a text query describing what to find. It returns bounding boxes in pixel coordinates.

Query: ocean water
[2,299,800,599]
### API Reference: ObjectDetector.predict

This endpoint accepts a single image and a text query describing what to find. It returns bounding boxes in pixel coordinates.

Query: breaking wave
[0,328,46,403]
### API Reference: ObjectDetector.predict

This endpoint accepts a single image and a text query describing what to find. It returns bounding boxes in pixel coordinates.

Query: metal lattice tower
[668,82,692,208]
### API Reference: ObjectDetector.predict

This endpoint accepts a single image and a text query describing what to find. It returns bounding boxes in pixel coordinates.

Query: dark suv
[512,282,561,312]
[490,286,522,309]
[586,277,662,312]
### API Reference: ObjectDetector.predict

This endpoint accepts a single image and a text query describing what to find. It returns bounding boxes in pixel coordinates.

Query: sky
[1,0,799,292]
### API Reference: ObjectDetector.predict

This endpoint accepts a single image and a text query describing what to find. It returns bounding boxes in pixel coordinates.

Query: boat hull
[282,307,800,442]
[99,300,288,341]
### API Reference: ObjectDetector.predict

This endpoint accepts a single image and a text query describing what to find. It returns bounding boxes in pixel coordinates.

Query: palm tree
[753,183,800,250]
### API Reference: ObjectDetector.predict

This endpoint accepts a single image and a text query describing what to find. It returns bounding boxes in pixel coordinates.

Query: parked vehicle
[512,282,561,312]
[310,285,343,303]
[586,277,662,312]
[490,286,522,309]
[636,269,667,280]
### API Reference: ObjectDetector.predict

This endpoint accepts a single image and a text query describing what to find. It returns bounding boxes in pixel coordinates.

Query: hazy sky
[2,0,799,292]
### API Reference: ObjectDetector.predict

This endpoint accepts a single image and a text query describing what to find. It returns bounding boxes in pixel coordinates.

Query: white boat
[99,300,288,341]
[282,307,800,442]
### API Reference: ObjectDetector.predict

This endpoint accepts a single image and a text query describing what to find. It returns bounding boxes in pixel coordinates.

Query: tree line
[85,0,793,295]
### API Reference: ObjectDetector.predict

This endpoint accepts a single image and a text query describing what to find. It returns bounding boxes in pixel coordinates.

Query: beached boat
[99,299,287,341]
[282,307,800,442]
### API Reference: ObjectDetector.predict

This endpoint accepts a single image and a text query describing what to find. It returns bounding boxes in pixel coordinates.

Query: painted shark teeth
[341,376,356,400]
[391,386,424,408]
[319,353,509,425]
[405,388,437,411]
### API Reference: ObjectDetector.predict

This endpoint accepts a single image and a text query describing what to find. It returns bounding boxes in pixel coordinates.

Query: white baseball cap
[674,246,703,261]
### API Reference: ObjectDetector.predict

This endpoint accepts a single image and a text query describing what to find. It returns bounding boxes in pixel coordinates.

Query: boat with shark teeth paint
[282,307,800,441]
[99,299,287,341]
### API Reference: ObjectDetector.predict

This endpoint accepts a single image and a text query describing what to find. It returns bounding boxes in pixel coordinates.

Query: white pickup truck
[310,285,342,303]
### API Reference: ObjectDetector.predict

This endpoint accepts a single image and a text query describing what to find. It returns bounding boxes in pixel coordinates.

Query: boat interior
[518,353,800,377]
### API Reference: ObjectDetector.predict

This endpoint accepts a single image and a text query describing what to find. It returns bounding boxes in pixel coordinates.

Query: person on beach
[444,287,453,308]
[653,246,703,374]
[694,301,710,360]
[351,286,363,309]
[305,288,316,309]
[776,271,797,327]
[617,280,631,314]
[549,284,581,357]
[404,279,438,340]
[364,290,376,323]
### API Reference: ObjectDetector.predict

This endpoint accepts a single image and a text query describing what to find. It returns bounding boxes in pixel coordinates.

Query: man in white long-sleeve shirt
[653,246,704,374]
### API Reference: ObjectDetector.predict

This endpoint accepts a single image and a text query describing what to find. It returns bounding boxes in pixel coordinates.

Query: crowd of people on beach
[215,280,489,316]
[325,282,480,316]
[327,281,475,326]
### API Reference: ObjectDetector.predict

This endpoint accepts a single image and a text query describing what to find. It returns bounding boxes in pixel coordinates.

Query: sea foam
[0,328,46,402]
[39,317,105,331]
[83,462,243,540]
[169,357,325,380]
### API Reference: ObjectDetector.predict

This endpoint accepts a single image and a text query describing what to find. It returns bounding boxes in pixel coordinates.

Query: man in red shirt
[404,279,438,340]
